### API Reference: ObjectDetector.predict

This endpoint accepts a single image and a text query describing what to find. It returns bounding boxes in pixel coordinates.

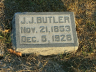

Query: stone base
[12,12,79,56]
[16,46,78,56]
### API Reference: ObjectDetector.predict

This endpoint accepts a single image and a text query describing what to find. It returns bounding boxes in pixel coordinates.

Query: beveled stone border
[13,12,79,49]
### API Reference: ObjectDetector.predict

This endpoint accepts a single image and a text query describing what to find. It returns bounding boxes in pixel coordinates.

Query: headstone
[11,12,79,56]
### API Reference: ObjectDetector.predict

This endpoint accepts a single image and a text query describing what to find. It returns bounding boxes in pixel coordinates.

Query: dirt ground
[0,0,96,72]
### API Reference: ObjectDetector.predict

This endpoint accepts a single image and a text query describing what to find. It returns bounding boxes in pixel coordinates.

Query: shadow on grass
[93,3,96,50]
[3,0,96,72]
[3,0,67,50]
[4,0,67,20]
[3,0,68,71]
[57,55,96,72]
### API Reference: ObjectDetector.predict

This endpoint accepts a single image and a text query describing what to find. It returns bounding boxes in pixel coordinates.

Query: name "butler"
[20,16,70,24]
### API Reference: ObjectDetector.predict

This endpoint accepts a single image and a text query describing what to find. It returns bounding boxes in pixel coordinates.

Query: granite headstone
[11,12,79,56]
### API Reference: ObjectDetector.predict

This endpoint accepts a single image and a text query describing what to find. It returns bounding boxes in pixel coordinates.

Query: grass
[0,0,96,72]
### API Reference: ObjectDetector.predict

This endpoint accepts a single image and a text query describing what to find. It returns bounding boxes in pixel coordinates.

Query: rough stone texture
[11,12,79,56]
[17,47,78,56]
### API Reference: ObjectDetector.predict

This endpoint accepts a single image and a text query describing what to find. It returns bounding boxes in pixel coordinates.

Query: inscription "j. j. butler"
[21,16,70,24]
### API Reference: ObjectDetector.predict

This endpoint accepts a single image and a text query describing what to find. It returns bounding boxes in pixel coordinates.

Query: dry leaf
[95,32,96,36]
[8,49,22,56]
[2,29,10,33]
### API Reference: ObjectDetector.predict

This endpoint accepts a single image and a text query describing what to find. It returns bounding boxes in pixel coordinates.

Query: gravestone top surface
[12,12,79,55]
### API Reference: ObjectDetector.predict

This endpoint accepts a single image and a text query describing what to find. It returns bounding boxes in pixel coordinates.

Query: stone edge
[16,46,78,56]
[14,12,79,49]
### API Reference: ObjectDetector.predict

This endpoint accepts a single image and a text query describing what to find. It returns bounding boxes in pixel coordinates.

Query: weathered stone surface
[11,12,79,56]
